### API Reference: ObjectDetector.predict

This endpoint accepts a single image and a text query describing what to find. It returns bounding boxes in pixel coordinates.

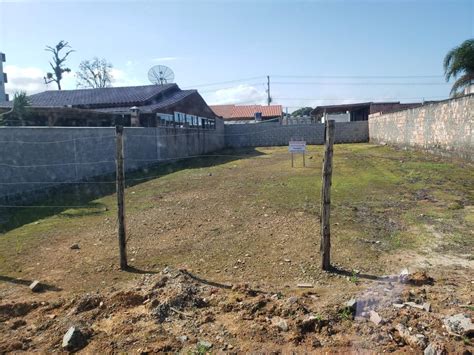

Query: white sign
[289,140,306,153]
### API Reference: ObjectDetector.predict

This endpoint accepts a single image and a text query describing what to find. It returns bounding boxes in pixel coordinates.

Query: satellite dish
[148,65,175,85]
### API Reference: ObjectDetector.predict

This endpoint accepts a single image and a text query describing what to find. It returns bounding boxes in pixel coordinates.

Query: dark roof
[94,90,197,114]
[0,84,177,108]
[311,102,373,115]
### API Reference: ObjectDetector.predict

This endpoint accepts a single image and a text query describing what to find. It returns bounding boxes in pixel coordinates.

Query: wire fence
[0,125,328,211]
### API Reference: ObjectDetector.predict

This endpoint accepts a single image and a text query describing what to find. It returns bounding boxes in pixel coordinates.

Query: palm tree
[443,39,474,96]
[0,91,31,126]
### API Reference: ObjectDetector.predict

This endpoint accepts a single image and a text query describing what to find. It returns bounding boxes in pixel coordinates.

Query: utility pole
[320,120,335,271]
[267,75,271,106]
[115,125,128,270]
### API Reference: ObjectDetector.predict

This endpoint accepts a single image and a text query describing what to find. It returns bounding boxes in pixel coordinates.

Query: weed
[338,307,353,321]
[349,270,359,284]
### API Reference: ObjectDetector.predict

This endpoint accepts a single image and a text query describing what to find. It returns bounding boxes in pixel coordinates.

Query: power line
[182,76,265,89]
[272,81,450,86]
[274,96,447,101]
[271,74,444,79]
[198,82,263,93]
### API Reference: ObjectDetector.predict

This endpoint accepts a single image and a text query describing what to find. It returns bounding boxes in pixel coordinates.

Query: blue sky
[1,0,473,111]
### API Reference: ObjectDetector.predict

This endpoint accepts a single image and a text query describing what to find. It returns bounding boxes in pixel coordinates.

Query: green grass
[0,143,472,279]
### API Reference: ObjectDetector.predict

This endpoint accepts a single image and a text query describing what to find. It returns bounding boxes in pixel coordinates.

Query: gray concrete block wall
[0,120,225,204]
[224,121,369,148]
[369,95,473,161]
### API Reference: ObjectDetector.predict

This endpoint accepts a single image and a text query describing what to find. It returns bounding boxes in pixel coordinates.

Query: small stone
[287,296,298,304]
[422,302,431,312]
[178,335,188,343]
[393,303,405,308]
[29,280,42,292]
[284,258,291,263]
[62,326,88,351]
[443,314,474,336]
[70,244,80,250]
[345,298,358,311]
[424,342,447,355]
[277,320,288,332]
[369,310,382,325]
[273,317,289,332]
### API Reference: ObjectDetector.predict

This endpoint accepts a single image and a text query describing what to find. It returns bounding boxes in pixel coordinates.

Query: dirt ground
[0,143,472,353]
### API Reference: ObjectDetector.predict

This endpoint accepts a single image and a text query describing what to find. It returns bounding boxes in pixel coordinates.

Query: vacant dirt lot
[0,144,472,353]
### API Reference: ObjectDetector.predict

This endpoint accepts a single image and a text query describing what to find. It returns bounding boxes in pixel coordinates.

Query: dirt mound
[0,302,39,322]
[0,267,471,353]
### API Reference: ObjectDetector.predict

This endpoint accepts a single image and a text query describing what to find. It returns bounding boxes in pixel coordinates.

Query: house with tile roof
[210,104,282,122]
[0,84,218,127]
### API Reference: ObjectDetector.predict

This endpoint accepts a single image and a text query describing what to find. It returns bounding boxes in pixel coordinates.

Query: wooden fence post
[320,120,335,270]
[115,125,128,270]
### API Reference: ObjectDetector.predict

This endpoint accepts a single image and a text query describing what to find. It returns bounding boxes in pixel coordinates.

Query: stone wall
[0,119,224,204]
[369,95,473,161]
[224,121,369,148]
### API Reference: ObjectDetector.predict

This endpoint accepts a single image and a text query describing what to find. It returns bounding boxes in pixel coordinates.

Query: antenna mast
[266,75,271,106]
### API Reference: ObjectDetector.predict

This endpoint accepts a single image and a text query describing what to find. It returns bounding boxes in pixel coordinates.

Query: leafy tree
[0,91,31,126]
[44,40,74,90]
[443,38,474,96]
[76,57,114,88]
[291,107,313,116]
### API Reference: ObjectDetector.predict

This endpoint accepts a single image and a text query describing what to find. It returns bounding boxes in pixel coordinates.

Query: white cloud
[209,84,266,105]
[152,57,181,62]
[110,68,141,87]
[4,65,47,94]
[3,64,144,95]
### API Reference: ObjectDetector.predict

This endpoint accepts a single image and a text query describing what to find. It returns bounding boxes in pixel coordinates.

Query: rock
[443,314,474,337]
[29,280,42,292]
[399,268,409,282]
[273,317,289,332]
[422,302,431,312]
[424,342,447,355]
[396,324,427,349]
[405,301,425,310]
[393,303,405,309]
[70,243,80,250]
[178,335,188,343]
[62,326,88,351]
[345,298,358,311]
[287,296,298,304]
[297,315,320,334]
[198,340,213,350]
[369,310,382,325]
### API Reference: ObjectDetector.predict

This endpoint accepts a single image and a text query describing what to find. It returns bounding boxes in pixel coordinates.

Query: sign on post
[288,140,307,167]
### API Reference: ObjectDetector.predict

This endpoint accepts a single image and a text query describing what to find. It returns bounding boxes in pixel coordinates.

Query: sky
[0,0,473,112]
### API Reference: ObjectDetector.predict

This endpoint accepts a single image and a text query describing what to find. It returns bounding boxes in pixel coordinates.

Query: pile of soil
[0,267,472,353]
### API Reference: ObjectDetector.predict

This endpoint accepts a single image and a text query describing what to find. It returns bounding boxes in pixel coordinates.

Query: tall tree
[44,40,74,90]
[76,57,114,88]
[443,38,474,97]
[292,107,313,116]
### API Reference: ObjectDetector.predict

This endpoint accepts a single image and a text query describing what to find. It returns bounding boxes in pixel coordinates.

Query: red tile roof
[210,104,282,120]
